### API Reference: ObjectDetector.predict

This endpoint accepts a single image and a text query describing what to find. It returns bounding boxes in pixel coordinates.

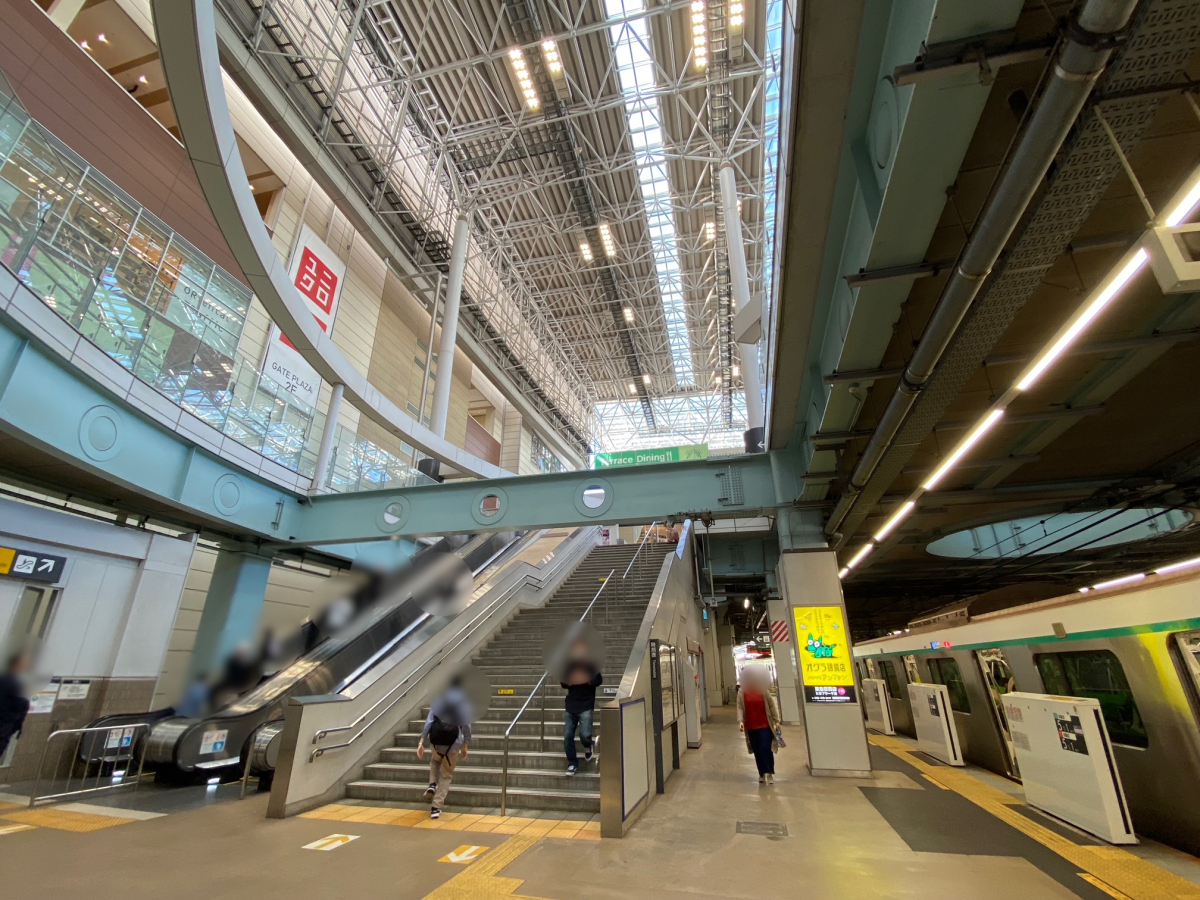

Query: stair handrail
[622,522,659,580]
[499,567,616,815]
[308,531,594,761]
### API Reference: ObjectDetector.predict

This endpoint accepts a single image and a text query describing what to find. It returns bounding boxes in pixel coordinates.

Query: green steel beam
[291,453,791,545]
[0,307,303,541]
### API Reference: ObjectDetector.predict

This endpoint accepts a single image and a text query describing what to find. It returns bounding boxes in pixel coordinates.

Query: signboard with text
[0,545,67,583]
[593,444,708,469]
[262,224,346,407]
[793,605,856,704]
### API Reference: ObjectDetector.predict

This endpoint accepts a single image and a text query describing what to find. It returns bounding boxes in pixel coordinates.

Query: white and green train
[853,570,1200,854]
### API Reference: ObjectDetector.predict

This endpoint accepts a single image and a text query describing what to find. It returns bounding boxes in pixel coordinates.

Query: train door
[975,648,1019,778]
[903,654,920,684]
[865,658,879,679]
[1173,631,1200,722]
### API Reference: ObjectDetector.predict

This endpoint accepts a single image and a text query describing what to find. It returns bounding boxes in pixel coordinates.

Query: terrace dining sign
[592,444,709,469]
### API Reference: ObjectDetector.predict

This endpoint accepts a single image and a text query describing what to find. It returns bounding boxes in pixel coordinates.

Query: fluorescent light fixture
[579,242,593,262]
[729,1,744,27]
[1155,555,1200,575]
[623,305,635,322]
[1166,175,1200,227]
[1092,572,1145,591]
[541,39,562,74]
[922,409,1004,490]
[846,542,874,570]
[743,597,750,608]
[642,373,651,384]
[691,1,708,69]
[874,501,915,542]
[1079,587,1090,593]
[508,47,539,110]
[705,221,715,241]
[838,567,850,579]
[731,364,740,377]
[599,222,617,257]
[628,383,637,395]
[1017,248,1149,391]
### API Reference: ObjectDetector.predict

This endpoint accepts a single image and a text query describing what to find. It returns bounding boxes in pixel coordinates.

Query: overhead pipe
[825,0,1139,536]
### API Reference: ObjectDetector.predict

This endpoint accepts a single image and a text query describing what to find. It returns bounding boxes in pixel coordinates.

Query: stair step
[345,781,600,812]
[362,762,599,789]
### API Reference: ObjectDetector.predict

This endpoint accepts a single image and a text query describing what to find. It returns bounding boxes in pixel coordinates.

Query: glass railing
[0,69,436,492]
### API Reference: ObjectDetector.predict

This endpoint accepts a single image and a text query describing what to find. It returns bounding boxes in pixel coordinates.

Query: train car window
[927,657,971,713]
[878,660,903,700]
[1034,651,1149,748]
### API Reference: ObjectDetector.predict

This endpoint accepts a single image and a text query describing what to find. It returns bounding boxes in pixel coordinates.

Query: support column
[311,382,344,492]
[777,547,871,777]
[767,597,802,723]
[188,549,273,681]
[718,163,764,452]
[430,216,469,444]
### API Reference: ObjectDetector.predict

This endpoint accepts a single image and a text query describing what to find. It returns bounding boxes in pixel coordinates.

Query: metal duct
[825,0,1140,536]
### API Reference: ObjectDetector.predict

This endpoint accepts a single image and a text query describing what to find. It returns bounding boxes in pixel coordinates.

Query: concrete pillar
[767,597,802,723]
[188,549,273,681]
[311,382,344,492]
[47,0,87,28]
[777,549,871,777]
[430,216,469,439]
[718,163,764,449]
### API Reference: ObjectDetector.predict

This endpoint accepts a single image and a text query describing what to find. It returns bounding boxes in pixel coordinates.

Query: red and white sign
[770,620,789,643]
[262,224,346,407]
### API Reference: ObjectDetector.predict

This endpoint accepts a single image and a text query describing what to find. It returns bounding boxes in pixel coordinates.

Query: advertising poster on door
[792,605,856,703]
[261,224,346,407]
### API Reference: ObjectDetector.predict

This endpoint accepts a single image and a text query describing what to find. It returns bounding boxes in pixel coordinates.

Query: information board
[593,444,708,468]
[792,605,855,703]
[0,545,67,583]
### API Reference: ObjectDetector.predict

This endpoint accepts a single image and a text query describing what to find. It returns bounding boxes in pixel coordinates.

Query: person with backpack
[416,676,473,818]
[560,638,602,775]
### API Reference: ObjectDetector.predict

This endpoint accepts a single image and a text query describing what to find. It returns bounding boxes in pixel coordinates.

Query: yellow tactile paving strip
[299,804,600,840]
[0,807,131,832]
[869,734,1200,900]
[422,835,556,900]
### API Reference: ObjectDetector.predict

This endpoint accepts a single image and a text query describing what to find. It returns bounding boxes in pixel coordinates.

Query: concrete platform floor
[3,707,1200,900]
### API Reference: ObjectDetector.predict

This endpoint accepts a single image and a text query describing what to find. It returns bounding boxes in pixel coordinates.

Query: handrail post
[540,680,548,745]
[500,733,510,816]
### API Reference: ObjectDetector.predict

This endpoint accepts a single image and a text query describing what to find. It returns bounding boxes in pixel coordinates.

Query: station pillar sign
[792,605,856,704]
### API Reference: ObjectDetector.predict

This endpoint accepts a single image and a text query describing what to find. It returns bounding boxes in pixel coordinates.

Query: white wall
[0,497,195,681]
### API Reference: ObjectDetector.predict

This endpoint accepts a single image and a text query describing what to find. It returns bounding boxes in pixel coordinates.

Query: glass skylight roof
[606,0,695,388]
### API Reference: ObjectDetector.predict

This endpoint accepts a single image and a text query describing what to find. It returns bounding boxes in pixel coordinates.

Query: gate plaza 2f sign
[793,605,856,704]
[262,225,346,407]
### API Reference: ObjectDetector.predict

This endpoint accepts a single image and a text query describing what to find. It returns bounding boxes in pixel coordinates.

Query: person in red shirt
[736,667,783,783]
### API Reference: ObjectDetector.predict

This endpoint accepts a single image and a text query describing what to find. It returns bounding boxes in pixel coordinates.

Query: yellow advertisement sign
[792,605,856,704]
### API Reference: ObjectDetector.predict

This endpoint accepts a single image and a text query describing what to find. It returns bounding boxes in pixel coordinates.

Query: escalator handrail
[308,529,593,760]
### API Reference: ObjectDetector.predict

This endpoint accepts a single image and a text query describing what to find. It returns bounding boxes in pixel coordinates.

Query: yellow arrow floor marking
[440,844,489,864]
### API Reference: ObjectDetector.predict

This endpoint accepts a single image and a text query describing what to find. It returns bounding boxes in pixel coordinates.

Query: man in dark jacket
[560,639,602,775]
[0,651,32,762]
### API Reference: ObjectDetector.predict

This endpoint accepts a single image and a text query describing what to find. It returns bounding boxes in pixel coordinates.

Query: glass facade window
[926,657,971,713]
[531,433,564,473]
[1035,651,1149,748]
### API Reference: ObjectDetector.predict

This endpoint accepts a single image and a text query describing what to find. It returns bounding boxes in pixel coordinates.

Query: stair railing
[500,567,615,815]
[621,522,658,603]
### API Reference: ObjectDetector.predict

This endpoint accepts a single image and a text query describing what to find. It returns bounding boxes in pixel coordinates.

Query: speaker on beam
[417,457,444,483]
[744,427,765,454]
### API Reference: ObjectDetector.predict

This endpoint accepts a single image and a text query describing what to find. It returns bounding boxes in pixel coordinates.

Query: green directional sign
[592,444,709,468]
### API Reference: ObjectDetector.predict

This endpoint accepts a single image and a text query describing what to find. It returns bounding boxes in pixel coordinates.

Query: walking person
[416,676,473,818]
[0,650,32,764]
[561,638,602,775]
[737,667,782,784]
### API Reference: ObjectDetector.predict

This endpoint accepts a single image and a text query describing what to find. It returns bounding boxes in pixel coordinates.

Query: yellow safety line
[1081,873,1135,899]
[299,804,600,840]
[0,808,130,832]
[921,774,948,790]
[869,734,1200,900]
[422,835,557,900]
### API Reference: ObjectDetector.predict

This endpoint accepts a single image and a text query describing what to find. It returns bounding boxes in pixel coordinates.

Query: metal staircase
[345,541,672,813]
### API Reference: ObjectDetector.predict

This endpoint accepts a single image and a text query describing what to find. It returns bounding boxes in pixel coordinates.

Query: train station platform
[4,708,1199,900]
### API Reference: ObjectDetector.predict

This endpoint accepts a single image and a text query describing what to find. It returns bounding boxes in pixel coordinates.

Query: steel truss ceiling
[216,0,783,452]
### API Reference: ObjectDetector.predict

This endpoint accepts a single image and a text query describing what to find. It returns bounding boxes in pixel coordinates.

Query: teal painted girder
[0,308,303,540]
[292,452,789,545]
[0,303,805,546]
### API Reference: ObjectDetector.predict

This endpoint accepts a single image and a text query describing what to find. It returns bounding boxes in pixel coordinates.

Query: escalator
[85,530,532,780]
